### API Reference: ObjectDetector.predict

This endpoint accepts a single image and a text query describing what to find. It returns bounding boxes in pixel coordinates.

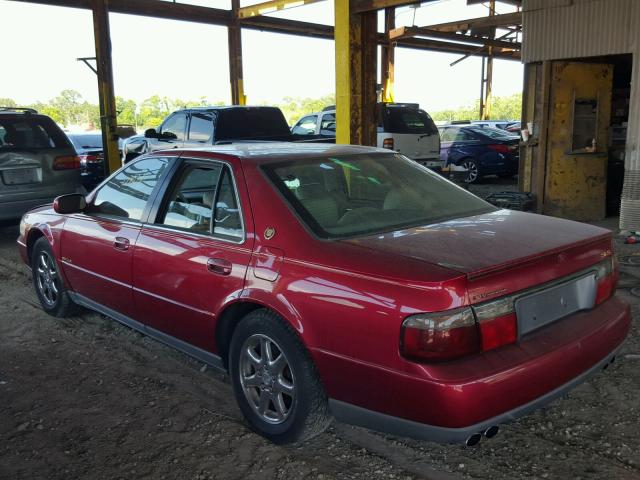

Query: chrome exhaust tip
[483,425,499,438]
[465,432,482,446]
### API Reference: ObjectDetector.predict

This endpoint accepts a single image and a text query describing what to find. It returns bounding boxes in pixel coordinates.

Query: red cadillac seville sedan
[17,143,630,446]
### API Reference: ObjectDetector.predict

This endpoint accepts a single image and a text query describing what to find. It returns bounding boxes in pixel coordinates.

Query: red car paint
[17,144,630,441]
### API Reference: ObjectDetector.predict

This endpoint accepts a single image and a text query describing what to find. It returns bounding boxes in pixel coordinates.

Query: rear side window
[216,108,290,140]
[188,112,214,142]
[90,157,171,221]
[382,108,438,135]
[0,116,71,151]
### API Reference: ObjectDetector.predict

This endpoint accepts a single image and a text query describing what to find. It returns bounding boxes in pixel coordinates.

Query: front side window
[160,113,187,141]
[158,162,243,241]
[292,115,318,135]
[90,157,171,221]
[188,112,214,142]
[263,153,494,239]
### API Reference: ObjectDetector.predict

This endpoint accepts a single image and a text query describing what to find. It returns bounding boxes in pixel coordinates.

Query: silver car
[0,108,82,220]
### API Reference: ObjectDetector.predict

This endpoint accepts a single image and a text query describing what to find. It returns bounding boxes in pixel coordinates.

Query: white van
[291,103,443,169]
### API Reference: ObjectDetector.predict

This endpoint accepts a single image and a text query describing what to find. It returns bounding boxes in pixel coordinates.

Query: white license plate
[515,273,596,336]
[1,168,42,185]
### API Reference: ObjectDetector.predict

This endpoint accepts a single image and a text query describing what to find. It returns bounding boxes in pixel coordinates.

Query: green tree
[430,93,522,122]
[0,98,18,108]
[277,94,335,125]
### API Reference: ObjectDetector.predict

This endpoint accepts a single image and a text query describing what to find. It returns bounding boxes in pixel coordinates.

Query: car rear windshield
[263,153,495,239]
[381,107,439,135]
[68,134,103,149]
[0,116,71,151]
[216,108,291,140]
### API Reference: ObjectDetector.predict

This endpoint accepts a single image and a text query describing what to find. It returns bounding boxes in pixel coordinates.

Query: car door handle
[207,258,232,276]
[113,237,130,251]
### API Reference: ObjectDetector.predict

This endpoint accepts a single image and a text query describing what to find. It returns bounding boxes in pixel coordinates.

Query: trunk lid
[342,210,611,302]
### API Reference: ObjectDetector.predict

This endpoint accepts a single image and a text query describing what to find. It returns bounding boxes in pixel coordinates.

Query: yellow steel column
[481,0,495,120]
[381,7,395,103]
[92,0,120,174]
[335,0,377,146]
[229,0,246,105]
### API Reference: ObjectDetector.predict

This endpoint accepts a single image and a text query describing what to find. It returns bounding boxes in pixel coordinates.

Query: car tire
[460,158,481,184]
[229,308,331,444]
[31,237,79,318]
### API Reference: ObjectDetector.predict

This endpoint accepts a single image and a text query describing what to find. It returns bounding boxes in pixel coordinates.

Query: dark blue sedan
[438,125,520,183]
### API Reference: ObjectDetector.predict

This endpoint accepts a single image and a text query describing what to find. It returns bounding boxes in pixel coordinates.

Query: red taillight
[401,308,480,362]
[473,296,518,352]
[382,138,394,150]
[487,144,511,154]
[595,256,618,305]
[79,153,103,164]
[53,155,81,170]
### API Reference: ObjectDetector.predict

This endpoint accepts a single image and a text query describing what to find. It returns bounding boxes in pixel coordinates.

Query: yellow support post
[381,7,395,103]
[238,0,324,18]
[482,0,495,120]
[334,0,377,146]
[229,0,246,105]
[91,0,120,175]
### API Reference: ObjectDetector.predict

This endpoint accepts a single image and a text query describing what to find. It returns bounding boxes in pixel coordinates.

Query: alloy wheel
[462,160,479,183]
[239,333,295,425]
[35,251,59,307]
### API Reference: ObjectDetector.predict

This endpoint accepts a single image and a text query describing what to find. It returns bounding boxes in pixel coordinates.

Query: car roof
[174,105,282,113]
[161,142,389,164]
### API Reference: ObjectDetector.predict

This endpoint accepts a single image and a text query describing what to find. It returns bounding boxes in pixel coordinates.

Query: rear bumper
[316,296,630,441]
[330,344,620,444]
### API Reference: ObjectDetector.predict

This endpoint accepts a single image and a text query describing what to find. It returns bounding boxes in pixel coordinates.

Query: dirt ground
[1,185,640,480]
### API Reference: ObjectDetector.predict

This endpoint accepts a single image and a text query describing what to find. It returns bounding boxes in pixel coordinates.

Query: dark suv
[0,108,82,220]
[122,106,302,164]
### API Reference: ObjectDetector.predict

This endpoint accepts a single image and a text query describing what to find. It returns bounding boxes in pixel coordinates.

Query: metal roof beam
[423,11,522,33]
[8,0,231,26]
[389,26,521,50]
[237,0,325,18]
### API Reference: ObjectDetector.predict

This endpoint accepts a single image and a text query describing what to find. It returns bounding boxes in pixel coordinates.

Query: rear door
[380,106,441,167]
[60,156,175,318]
[183,111,215,148]
[132,156,253,351]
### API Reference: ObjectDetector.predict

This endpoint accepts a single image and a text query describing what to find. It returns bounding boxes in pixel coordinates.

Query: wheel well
[26,229,45,266]
[215,301,264,368]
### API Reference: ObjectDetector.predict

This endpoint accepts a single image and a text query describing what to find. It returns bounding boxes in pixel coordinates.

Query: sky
[0,0,523,114]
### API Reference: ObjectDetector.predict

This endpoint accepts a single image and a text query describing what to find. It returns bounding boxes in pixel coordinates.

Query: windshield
[382,107,438,135]
[0,116,71,151]
[263,153,495,239]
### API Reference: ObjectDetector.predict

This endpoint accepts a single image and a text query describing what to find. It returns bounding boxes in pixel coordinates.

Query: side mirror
[144,128,158,139]
[53,194,86,214]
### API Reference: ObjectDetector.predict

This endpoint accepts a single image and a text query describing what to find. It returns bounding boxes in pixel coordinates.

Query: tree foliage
[430,93,522,122]
[2,90,521,131]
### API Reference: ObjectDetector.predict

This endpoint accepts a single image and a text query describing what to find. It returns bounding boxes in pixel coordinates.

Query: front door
[544,61,613,221]
[132,157,253,352]
[149,112,187,153]
[60,156,174,318]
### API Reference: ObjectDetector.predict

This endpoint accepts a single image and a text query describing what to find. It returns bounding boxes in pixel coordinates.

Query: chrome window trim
[150,156,247,245]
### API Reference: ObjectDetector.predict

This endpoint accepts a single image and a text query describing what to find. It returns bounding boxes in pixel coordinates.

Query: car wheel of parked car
[229,308,331,444]
[461,159,480,184]
[31,237,79,317]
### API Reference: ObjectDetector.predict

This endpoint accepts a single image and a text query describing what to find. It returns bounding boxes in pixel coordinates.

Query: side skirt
[68,292,226,372]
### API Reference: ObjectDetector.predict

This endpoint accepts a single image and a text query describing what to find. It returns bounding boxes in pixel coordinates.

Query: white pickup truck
[291,103,443,169]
